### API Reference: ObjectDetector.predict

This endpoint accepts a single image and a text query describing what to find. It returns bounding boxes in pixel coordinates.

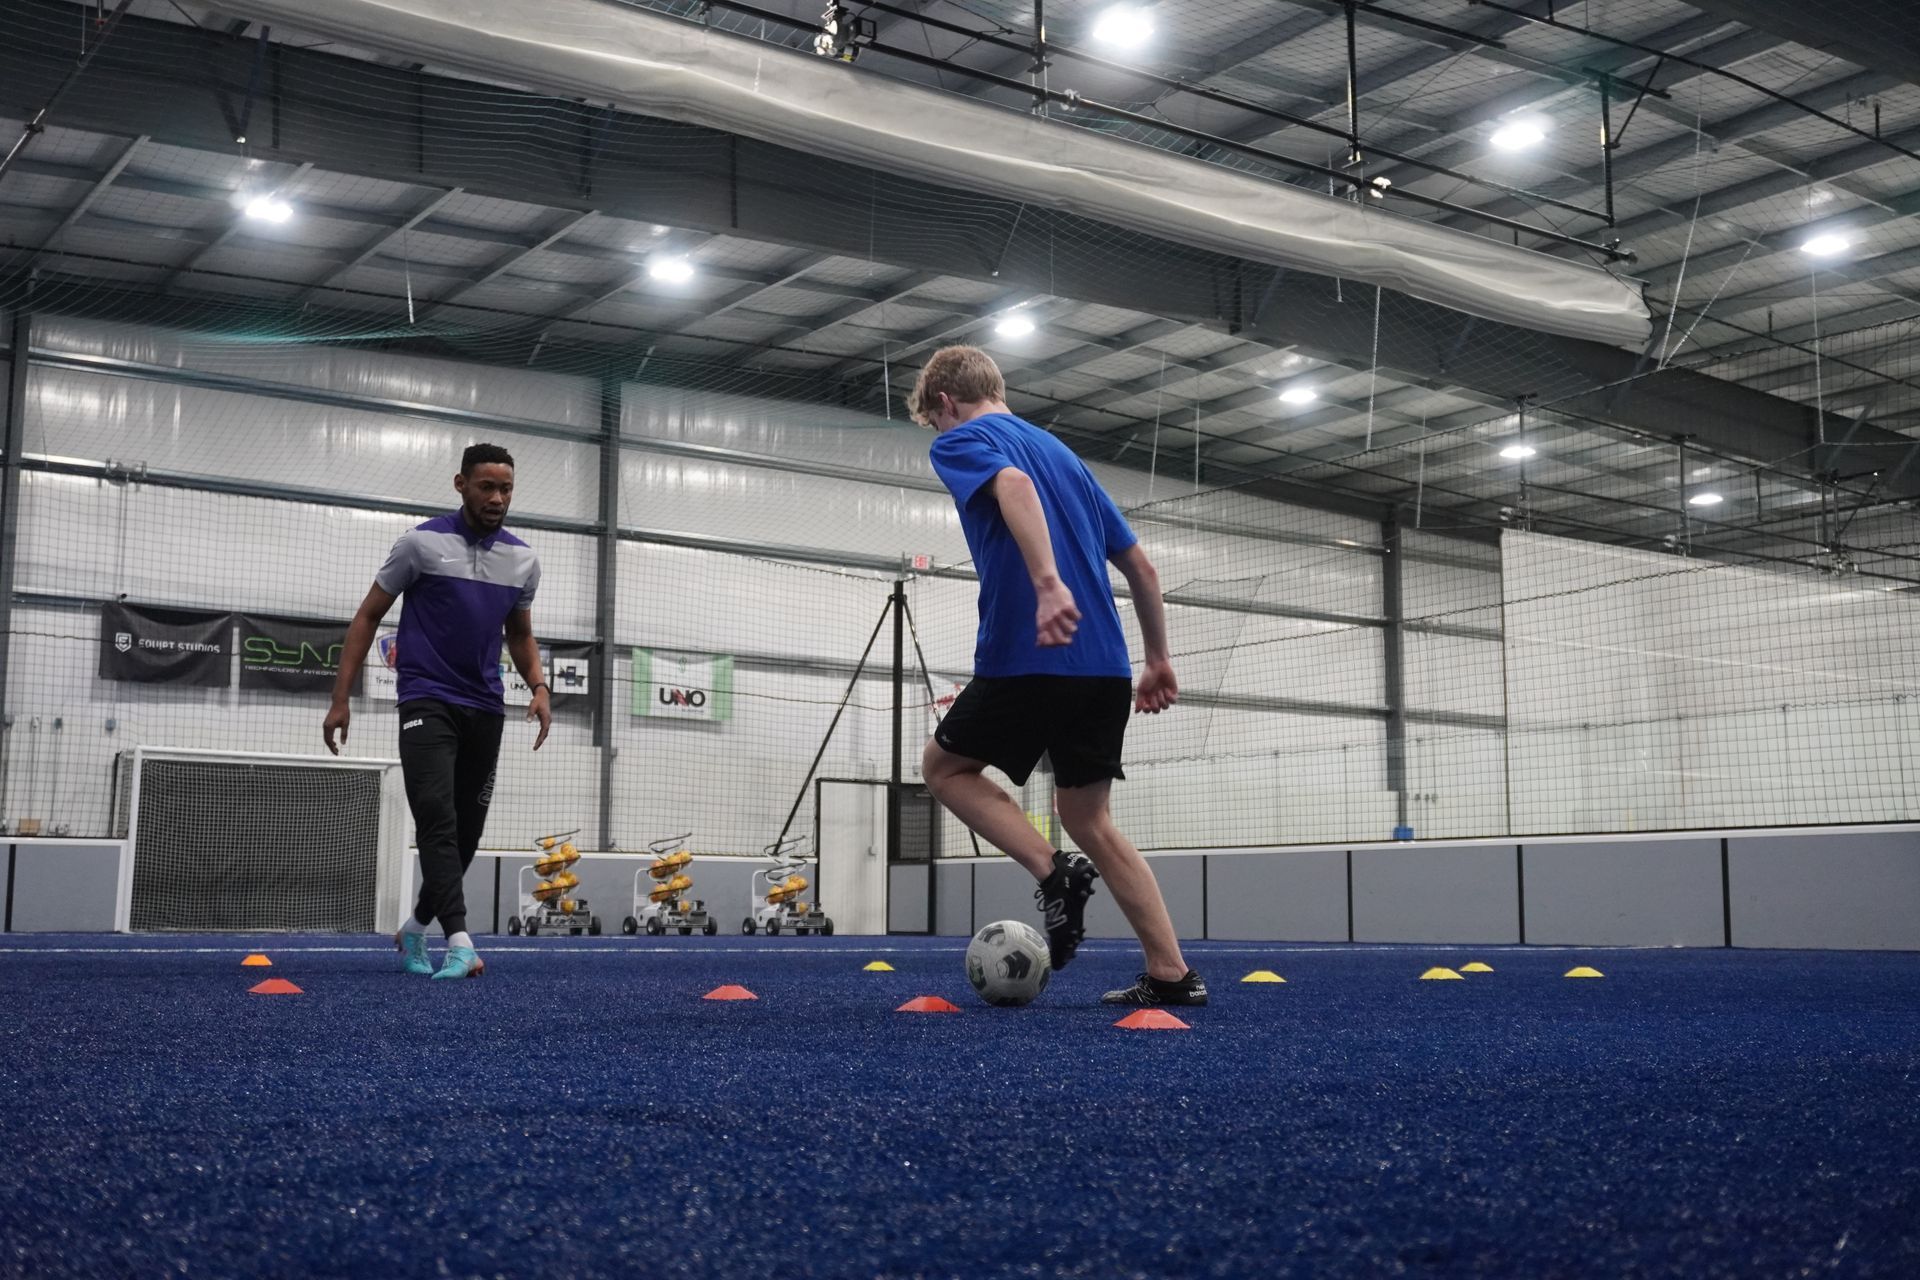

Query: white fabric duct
[221,0,1651,347]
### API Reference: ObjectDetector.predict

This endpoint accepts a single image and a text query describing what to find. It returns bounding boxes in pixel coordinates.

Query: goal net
[110,748,408,933]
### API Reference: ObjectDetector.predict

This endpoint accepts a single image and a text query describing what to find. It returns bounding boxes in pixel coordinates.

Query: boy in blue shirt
[911,346,1206,1007]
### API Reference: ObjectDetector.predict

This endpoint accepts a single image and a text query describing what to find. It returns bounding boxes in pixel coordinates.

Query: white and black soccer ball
[965,919,1052,1007]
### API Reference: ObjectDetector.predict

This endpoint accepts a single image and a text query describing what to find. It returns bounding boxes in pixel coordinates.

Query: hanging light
[994,314,1036,339]
[1800,233,1851,258]
[1092,4,1154,48]
[1278,386,1318,405]
[1490,118,1549,152]
[1499,443,1536,460]
[242,194,292,224]
[647,256,695,284]
[1688,492,1724,507]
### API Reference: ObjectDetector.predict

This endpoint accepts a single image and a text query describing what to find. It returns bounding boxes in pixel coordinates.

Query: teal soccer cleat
[430,946,485,980]
[395,929,433,977]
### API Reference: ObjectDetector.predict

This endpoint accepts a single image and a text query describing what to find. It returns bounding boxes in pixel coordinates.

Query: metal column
[0,312,31,833]
[1382,509,1410,839]
[887,579,905,865]
[594,373,621,850]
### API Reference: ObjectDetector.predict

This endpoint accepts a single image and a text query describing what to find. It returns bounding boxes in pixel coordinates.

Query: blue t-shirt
[929,413,1137,678]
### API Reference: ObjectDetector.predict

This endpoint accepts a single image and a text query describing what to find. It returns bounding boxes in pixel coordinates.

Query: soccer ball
[965,920,1052,1007]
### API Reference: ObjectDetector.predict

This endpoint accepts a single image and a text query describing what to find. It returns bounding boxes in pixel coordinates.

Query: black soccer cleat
[1101,969,1209,1007]
[1034,849,1099,971]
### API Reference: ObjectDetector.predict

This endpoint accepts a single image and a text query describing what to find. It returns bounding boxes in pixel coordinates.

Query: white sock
[447,931,474,951]
[401,917,428,936]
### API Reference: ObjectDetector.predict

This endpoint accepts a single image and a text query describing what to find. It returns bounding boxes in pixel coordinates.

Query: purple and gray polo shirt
[375,512,541,714]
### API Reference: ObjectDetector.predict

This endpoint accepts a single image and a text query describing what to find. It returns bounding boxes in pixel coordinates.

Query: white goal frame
[115,746,409,934]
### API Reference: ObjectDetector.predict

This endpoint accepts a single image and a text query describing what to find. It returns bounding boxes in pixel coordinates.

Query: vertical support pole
[1343,1,1363,168]
[1381,508,1409,839]
[1676,435,1689,554]
[0,311,31,834]
[1031,0,1048,118]
[888,579,905,865]
[1599,76,1616,227]
[594,373,621,851]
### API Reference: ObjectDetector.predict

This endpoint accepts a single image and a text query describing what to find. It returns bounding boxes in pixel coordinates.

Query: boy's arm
[1111,543,1177,713]
[990,467,1080,647]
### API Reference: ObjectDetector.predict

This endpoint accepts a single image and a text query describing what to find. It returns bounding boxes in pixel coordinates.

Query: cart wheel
[741,918,756,935]
[645,917,664,936]
[622,916,638,936]
[526,919,539,936]
[507,917,521,936]
[589,917,602,937]
[822,918,834,937]
[766,921,780,936]
[678,926,692,936]
[703,920,718,936]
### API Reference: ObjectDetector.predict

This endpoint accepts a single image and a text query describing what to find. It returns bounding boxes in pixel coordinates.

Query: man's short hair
[461,442,515,474]
[907,346,1006,427]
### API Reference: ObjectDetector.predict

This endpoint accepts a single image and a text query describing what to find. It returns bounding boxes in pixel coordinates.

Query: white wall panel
[37,317,598,428]
[1502,532,1920,833]
[15,474,595,637]
[28,367,598,523]
[614,541,891,657]
[1405,630,1503,716]
[617,449,969,563]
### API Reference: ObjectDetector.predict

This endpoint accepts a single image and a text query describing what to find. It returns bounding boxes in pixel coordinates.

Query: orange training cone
[241,954,272,967]
[1114,1009,1189,1030]
[703,985,758,1001]
[248,978,302,995]
[897,995,961,1013]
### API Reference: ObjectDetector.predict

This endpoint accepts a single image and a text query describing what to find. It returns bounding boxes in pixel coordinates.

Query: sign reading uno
[633,649,733,722]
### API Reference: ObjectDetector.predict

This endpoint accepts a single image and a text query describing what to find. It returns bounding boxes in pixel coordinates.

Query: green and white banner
[632,649,733,721]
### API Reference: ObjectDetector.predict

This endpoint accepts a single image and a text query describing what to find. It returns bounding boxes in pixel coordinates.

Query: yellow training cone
[241,954,272,967]
[1459,962,1494,974]
[863,961,895,972]
[1240,970,1286,983]
[1420,967,1465,981]
[1565,966,1605,979]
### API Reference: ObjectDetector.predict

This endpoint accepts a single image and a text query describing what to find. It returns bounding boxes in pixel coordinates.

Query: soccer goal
[109,747,410,934]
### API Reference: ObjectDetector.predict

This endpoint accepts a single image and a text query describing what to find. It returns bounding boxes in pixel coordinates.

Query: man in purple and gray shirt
[324,443,551,981]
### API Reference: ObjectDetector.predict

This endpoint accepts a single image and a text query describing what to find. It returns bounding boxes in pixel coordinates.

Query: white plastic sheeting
[1502,532,1920,831]
[28,367,601,524]
[219,0,1651,347]
[33,317,600,429]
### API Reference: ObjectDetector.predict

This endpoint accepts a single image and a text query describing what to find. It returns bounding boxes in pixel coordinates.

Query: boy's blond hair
[907,345,1006,427]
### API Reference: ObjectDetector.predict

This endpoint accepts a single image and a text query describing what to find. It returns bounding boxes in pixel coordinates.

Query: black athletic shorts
[934,675,1132,789]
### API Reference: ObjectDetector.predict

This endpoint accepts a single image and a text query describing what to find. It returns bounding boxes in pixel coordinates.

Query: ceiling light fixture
[647,255,695,284]
[1490,118,1549,152]
[1800,233,1851,258]
[1688,492,1724,507]
[1092,4,1154,48]
[994,314,1036,339]
[244,196,291,223]
[1278,386,1318,405]
[243,195,292,224]
[1499,443,1537,460]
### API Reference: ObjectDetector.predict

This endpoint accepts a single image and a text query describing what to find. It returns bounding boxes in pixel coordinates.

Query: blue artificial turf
[1,935,1917,1278]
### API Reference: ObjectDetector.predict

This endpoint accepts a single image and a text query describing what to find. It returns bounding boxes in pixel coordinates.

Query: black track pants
[397,699,504,936]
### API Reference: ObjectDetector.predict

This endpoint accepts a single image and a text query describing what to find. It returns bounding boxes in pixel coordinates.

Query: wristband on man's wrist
[530,682,549,694]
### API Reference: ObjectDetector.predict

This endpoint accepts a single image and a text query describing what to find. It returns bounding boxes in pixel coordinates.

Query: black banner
[99,603,233,687]
[237,614,359,695]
